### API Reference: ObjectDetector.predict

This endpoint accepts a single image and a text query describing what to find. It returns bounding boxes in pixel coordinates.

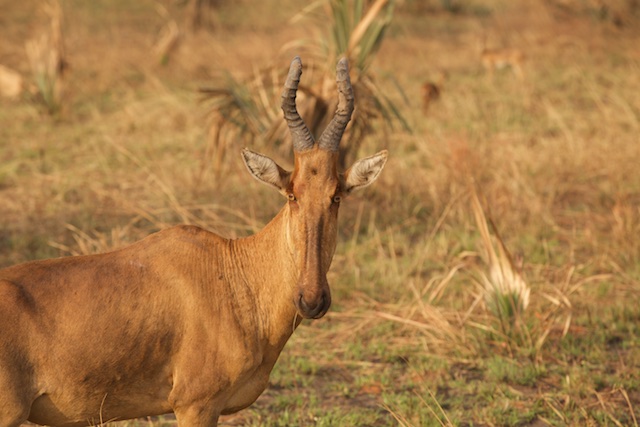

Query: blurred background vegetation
[1,0,639,425]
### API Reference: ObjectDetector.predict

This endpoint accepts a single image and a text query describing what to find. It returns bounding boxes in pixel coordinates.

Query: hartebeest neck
[228,207,304,348]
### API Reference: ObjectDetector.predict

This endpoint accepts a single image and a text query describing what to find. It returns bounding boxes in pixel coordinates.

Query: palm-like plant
[324,0,393,71]
[200,0,409,174]
[308,0,410,168]
[198,67,286,182]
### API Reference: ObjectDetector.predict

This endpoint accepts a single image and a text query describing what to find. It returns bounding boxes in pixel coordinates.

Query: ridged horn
[281,56,314,152]
[317,58,354,152]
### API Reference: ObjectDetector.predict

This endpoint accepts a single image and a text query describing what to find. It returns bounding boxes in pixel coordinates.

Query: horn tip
[290,56,302,70]
[336,57,350,82]
[284,56,303,90]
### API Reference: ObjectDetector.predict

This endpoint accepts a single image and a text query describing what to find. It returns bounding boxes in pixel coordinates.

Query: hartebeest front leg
[174,405,220,427]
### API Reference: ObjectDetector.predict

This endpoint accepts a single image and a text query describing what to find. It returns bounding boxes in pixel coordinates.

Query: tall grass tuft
[470,190,531,341]
[25,0,66,115]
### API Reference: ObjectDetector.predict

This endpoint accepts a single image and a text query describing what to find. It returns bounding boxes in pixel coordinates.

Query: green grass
[1,0,640,426]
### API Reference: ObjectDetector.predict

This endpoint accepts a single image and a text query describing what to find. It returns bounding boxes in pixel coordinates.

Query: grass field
[1,0,640,425]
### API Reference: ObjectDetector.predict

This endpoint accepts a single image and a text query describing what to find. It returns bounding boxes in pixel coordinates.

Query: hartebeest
[421,71,446,116]
[0,57,387,427]
[481,47,525,80]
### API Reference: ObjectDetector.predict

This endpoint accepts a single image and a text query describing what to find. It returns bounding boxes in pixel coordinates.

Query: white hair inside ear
[241,148,291,192]
[343,150,388,194]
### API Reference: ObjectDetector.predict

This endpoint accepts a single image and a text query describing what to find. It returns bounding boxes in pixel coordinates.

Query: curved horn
[317,58,355,152]
[281,56,314,152]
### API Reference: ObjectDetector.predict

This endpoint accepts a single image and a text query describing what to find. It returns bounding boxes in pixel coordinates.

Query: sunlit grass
[1,0,640,425]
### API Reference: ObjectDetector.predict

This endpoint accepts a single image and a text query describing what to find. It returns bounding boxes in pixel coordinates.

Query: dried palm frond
[198,66,286,181]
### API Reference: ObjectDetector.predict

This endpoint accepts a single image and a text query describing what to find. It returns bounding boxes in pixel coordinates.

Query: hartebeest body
[0,57,387,427]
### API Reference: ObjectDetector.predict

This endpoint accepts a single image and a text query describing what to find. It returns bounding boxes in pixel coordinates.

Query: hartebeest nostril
[297,291,331,319]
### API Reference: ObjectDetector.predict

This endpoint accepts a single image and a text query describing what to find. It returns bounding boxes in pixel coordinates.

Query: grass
[1,0,640,425]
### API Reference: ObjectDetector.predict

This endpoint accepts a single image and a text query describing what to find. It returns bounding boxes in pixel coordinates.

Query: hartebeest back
[0,57,387,427]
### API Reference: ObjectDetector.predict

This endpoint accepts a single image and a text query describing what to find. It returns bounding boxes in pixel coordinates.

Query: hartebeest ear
[342,150,388,194]
[242,148,291,192]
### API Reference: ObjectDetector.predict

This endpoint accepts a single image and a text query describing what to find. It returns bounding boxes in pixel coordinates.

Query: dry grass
[2,0,640,425]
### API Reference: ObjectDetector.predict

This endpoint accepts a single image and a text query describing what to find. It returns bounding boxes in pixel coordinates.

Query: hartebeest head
[242,57,387,319]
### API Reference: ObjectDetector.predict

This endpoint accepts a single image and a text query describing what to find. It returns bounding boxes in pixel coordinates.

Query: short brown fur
[0,57,387,427]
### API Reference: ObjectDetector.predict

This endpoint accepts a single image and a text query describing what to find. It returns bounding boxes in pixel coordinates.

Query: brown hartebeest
[421,71,446,116]
[0,57,387,427]
[481,47,525,81]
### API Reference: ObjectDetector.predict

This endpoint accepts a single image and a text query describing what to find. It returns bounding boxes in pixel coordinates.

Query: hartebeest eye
[287,193,296,202]
[332,195,342,204]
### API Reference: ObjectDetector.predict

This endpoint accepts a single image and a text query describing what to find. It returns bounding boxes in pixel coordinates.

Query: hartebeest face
[242,57,387,319]
[286,149,340,318]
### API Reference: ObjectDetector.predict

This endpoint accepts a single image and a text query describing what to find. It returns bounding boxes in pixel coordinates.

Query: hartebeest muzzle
[296,275,332,319]
[297,287,331,319]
